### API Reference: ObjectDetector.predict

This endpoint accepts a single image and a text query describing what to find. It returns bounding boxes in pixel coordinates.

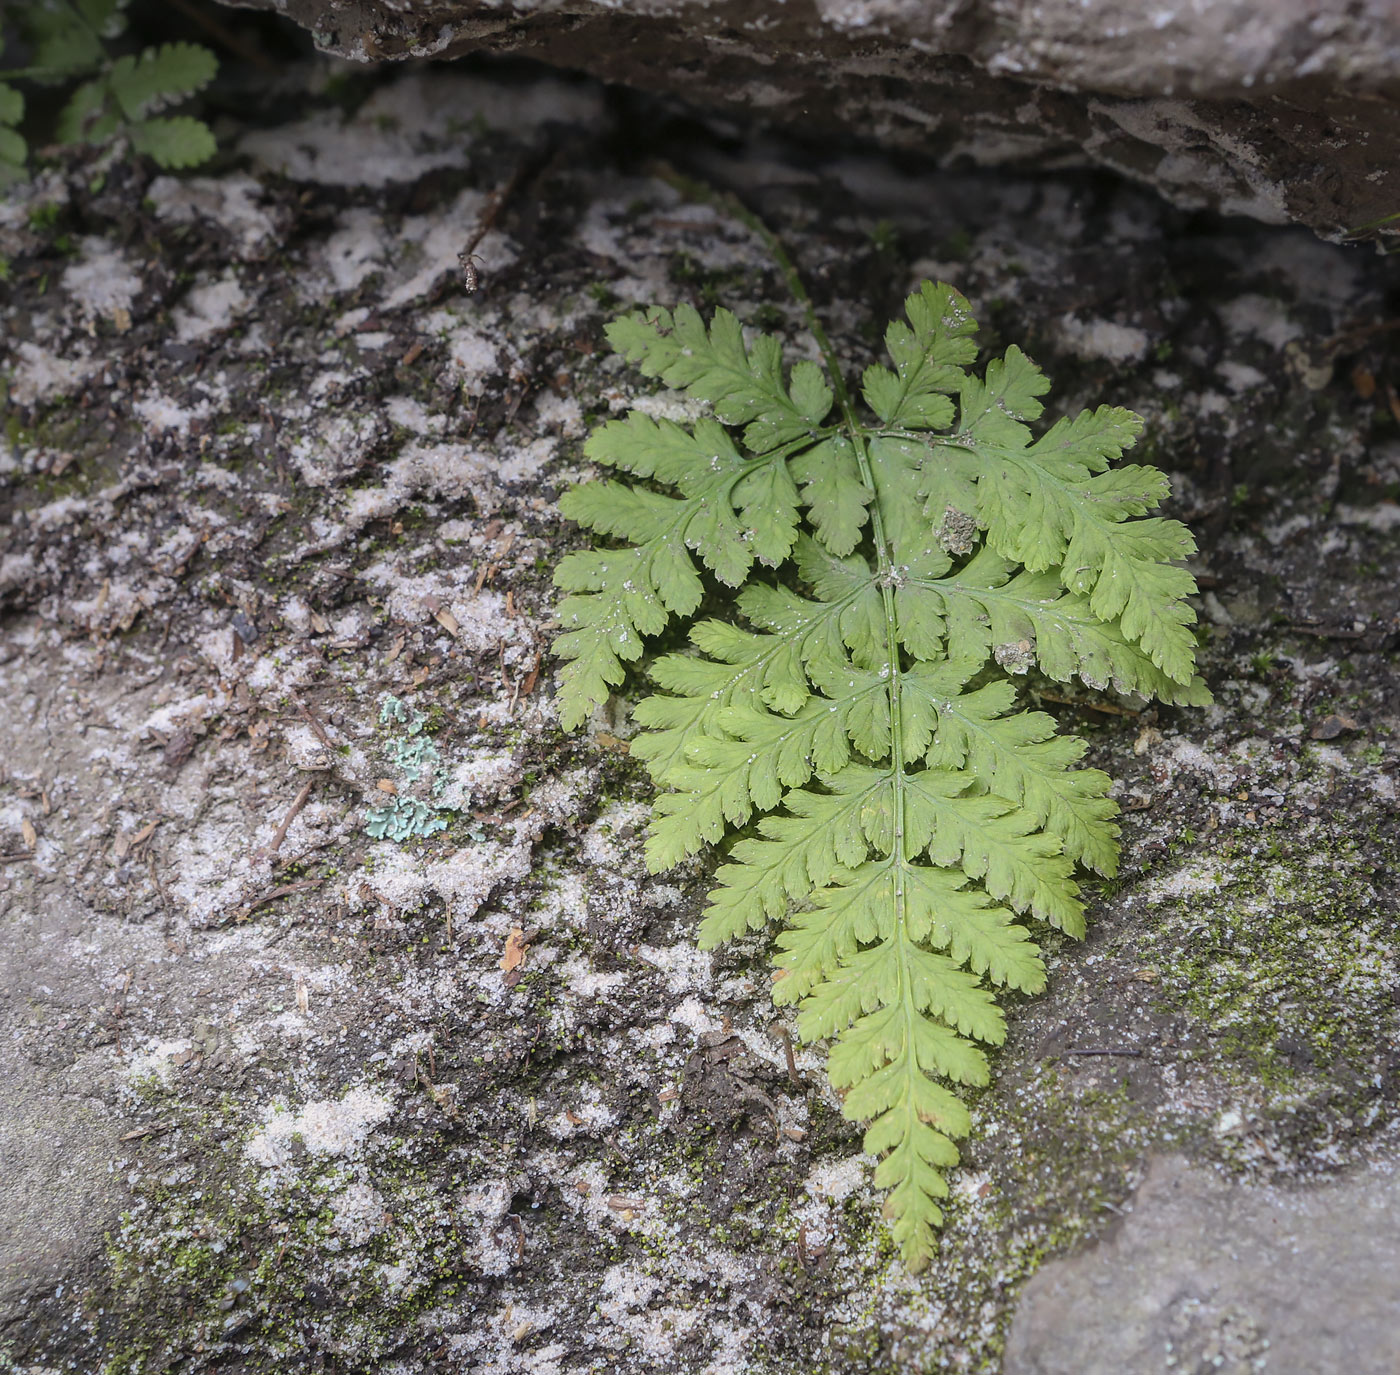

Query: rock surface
[226,0,1400,243]
[1005,1155,1400,1374]
[3,57,1400,1374]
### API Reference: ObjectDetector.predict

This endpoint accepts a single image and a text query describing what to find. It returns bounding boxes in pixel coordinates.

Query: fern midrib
[730,216,953,1150]
[821,316,926,1159]
[910,565,1093,629]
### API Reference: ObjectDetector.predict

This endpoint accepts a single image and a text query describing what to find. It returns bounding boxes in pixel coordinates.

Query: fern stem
[739,207,931,1186]
[2,63,102,80]
[647,164,854,411]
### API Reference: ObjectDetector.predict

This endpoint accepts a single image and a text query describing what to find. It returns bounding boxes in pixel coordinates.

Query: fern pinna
[552,279,1207,1270]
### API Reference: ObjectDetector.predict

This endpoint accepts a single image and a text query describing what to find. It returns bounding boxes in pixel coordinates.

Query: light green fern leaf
[605,306,835,452]
[109,44,218,120]
[0,83,24,186]
[553,276,1207,1269]
[0,83,22,127]
[128,115,216,169]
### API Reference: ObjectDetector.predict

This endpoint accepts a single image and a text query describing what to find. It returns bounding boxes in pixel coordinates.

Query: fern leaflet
[553,275,1207,1270]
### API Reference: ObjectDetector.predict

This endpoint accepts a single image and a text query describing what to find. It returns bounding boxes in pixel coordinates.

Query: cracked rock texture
[226,0,1400,243]
[3,54,1400,1375]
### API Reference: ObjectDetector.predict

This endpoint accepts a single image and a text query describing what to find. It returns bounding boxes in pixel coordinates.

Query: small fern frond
[0,82,22,126]
[27,3,107,76]
[553,270,1207,1269]
[55,78,118,146]
[3,3,217,178]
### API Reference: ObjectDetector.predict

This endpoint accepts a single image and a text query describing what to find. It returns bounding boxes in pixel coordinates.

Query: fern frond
[554,275,1207,1269]
[27,5,106,76]
[8,5,215,176]
[55,78,117,145]
[75,0,125,34]
[0,84,23,185]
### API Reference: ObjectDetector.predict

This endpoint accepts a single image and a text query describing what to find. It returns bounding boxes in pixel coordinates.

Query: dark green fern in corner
[1,0,217,185]
[552,255,1208,1269]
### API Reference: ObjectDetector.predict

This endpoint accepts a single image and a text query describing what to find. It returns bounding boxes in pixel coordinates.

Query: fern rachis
[552,263,1206,1270]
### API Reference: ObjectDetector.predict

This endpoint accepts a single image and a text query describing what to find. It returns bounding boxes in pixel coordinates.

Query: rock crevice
[228,0,1400,240]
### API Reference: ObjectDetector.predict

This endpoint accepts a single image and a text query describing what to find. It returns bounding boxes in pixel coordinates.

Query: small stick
[1037,692,1142,717]
[121,1122,178,1142]
[241,878,321,917]
[269,779,315,856]
[457,162,529,291]
[163,0,277,70]
[455,139,559,294]
[772,1023,804,1086]
[295,699,335,751]
[147,851,174,914]
[1288,622,1372,642]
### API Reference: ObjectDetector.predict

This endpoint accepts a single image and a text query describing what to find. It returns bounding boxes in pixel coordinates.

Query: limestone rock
[1005,1155,1400,1375]
[225,0,1400,241]
[5,59,1400,1373]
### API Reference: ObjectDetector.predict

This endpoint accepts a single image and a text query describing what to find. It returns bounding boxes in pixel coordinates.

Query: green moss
[1138,824,1396,1098]
[82,1084,504,1372]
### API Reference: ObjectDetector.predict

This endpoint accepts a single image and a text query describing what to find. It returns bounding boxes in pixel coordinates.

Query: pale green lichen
[364,694,451,840]
[364,794,447,842]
